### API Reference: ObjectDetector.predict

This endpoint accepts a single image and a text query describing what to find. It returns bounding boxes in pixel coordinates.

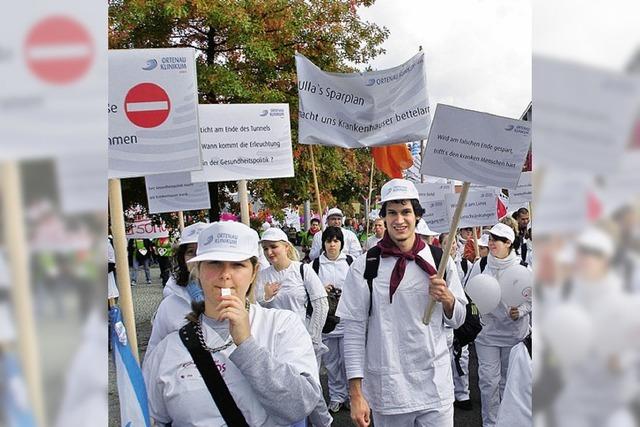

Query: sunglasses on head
[488,233,509,243]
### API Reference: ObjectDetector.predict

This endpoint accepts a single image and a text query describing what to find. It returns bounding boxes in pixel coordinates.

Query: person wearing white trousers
[315,226,353,413]
[465,223,531,427]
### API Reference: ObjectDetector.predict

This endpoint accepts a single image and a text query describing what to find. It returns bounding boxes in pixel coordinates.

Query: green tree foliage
[109,0,389,215]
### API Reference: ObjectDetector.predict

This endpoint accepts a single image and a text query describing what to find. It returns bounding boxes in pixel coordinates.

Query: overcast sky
[357,0,532,120]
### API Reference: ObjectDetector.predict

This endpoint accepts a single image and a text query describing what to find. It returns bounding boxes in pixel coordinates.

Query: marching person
[309,208,363,260]
[315,226,354,413]
[300,218,322,263]
[143,221,322,426]
[465,223,532,427]
[145,222,208,357]
[127,237,153,285]
[337,178,467,427]
[256,227,332,426]
[363,217,385,251]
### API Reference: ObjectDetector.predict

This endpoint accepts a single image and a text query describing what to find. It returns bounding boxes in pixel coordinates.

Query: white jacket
[316,253,353,337]
[309,227,362,260]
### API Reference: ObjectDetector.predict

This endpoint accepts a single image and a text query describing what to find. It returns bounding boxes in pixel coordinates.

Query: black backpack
[363,245,482,376]
[301,255,354,333]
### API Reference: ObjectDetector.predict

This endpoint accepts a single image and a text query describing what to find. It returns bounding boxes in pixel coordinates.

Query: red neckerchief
[377,231,437,303]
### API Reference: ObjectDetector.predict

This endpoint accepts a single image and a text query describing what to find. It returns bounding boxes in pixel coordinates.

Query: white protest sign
[445,190,498,228]
[534,171,589,236]
[55,152,106,215]
[145,172,210,214]
[509,171,532,204]
[192,104,294,182]
[109,48,202,178]
[1,6,107,160]
[533,56,640,174]
[420,104,531,188]
[296,52,430,148]
[125,218,169,239]
[415,182,454,203]
[422,200,450,233]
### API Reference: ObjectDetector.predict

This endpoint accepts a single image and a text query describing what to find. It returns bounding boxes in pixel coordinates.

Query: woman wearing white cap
[145,222,208,358]
[465,222,532,427]
[257,227,332,426]
[143,221,321,426]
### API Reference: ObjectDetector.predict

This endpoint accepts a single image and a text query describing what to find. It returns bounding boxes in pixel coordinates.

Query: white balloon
[466,274,501,314]
[542,303,593,368]
[499,264,533,307]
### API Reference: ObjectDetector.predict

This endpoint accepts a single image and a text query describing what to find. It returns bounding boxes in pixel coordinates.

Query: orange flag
[372,144,413,178]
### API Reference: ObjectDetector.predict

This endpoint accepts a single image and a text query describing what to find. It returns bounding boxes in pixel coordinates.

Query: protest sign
[296,52,430,148]
[109,48,202,178]
[509,171,532,204]
[420,104,530,188]
[125,218,169,239]
[145,172,210,214]
[415,182,454,203]
[192,104,294,182]
[445,190,498,228]
[415,183,454,233]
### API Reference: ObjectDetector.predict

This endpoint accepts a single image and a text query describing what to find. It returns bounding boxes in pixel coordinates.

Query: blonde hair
[284,241,300,261]
[186,257,259,323]
[499,216,519,236]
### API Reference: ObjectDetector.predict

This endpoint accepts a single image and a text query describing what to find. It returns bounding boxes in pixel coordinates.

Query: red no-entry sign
[124,83,171,128]
[24,15,94,85]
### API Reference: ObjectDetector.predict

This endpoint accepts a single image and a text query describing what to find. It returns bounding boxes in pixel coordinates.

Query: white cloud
[358,0,531,119]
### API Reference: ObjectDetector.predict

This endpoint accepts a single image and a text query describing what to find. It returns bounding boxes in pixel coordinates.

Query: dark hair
[187,257,259,323]
[489,233,516,252]
[380,199,425,226]
[322,226,344,252]
[173,243,192,287]
[512,207,530,219]
[310,218,320,225]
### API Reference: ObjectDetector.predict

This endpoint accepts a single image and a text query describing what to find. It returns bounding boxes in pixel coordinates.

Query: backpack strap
[523,332,532,358]
[301,263,312,318]
[480,256,488,273]
[461,258,468,275]
[346,255,354,265]
[364,246,381,316]
[428,245,447,281]
[312,258,320,274]
[179,322,249,427]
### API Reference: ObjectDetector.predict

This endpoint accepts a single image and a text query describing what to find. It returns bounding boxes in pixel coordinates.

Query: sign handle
[238,180,250,226]
[473,227,480,259]
[308,146,323,227]
[423,181,471,325]
[109,178,140,362]
[366,156,375,236]
[178,211,185,231]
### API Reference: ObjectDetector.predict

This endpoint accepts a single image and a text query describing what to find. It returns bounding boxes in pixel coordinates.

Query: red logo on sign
[124,83,171,128]
[24,16,94,85]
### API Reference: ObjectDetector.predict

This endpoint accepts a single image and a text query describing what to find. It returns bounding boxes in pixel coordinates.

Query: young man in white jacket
[309,207,363,260]
[336,179,468,427]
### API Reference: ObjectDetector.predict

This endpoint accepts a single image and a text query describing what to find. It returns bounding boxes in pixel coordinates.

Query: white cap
[483,223,515,243]
[380,179,419,203]
[261,222,271,231]
[326,208,344,219]
[416,219,438,236]
[179,222,209,245]
[478,234,489,247]
[576,227,614,258]
[259,227,289,243]
[187,222,259,263]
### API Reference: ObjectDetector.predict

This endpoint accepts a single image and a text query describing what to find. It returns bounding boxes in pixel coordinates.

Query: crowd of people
[112,178,539,426]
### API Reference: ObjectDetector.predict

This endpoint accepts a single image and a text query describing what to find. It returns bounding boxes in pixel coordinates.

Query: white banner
[422,200,450,234]
[295,52,430,148]
[415,182,454,205]
[192,104,294,182]
[445,190,498,228]
[109,48,202,178]
[125,219,169,239]
[420,104,530,188]
[145,172,210,214]
[509,171,532,204]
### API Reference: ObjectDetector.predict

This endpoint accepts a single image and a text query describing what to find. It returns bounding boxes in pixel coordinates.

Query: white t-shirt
[145,290,192,360]
[316,253,352,337]
[143,305,319,426]
[255,261,327,326]
[336,244,468,414]
[309,227,362,260]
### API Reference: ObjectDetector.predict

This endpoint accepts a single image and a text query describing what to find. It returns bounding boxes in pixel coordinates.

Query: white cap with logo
[483,223,515,243]
[179,222,209,245]
[259,227,289,243]
[326,207,344,219]
[380,179,420,203]
[187,221,259,263]
[478,234,489,247]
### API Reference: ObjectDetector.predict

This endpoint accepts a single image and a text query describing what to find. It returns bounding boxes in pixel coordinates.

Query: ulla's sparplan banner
[109,47,202,179]
[295,52,430,148]
[192,104,294,182]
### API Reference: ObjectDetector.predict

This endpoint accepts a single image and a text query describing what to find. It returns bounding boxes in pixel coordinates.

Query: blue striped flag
[109,306,150,427]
